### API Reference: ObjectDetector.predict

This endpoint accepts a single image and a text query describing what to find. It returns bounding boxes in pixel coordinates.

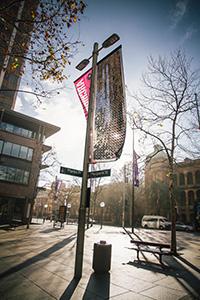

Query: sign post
[60,166,111,179]
[74,42,99,279]
[60,167,83,177]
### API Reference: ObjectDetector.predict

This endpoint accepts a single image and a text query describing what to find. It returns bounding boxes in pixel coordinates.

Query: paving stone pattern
[0,221,199,299]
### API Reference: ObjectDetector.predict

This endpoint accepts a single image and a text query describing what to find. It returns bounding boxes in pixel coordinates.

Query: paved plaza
[0,220,199,299]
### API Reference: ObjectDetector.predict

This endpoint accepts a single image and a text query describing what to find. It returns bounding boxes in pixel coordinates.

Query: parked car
[175,221,194,232]
[141,215,171,230]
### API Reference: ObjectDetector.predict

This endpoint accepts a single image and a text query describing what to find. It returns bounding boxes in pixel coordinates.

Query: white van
[141,215,170,230]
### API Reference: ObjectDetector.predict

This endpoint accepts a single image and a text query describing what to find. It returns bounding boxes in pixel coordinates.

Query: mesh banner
[74,46,126,162]
[93,46,126,162]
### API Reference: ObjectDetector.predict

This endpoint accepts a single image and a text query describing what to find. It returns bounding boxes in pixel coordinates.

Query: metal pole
[100,208,103,229]
[74,42,98,279]
[122,165,126,227]
[132,124,135,233]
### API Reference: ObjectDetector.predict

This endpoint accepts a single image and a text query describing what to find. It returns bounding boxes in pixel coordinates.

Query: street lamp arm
[75,34,120,71]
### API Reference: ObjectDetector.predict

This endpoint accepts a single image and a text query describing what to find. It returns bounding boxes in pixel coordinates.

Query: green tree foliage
[0,0,86,87]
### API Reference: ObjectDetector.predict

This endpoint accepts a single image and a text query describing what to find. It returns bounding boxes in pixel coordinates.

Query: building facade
[0,1,60,225]
[175,158,200,223]
[0,108,60,224]
[145,145,200,224]
[0,0,39,109]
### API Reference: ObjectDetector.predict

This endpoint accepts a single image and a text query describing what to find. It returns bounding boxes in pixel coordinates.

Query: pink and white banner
[74,69,92,119]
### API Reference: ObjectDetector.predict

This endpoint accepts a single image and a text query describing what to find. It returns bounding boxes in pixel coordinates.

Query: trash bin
[92,240,112,273]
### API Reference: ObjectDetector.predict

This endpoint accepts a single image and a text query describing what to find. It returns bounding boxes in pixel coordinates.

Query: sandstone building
[145,145,200,224]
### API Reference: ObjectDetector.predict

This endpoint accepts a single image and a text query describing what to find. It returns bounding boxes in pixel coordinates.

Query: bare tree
[130,49,200,253]
[39,146,61,184]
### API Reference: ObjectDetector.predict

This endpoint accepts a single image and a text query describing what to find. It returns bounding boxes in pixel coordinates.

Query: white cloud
[179,25,198,44]
[170,0,188,29]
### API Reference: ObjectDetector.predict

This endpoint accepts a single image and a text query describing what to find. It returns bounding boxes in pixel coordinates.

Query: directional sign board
[88,169,111,178]
[60,167,83,177]
[60,166,111,179]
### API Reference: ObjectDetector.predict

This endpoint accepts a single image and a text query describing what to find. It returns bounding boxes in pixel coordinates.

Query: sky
[15,0,200,185]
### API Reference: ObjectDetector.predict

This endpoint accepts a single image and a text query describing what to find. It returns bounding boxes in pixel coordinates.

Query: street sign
[89,169,111,178]
[60,167,83,177]
[60,166,111,179]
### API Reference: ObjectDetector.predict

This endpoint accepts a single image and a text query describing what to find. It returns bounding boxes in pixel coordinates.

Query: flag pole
[132,123,135,233]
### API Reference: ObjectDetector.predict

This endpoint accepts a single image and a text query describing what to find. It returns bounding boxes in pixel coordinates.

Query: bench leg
[137,250,140,261]
[159,253,163,264]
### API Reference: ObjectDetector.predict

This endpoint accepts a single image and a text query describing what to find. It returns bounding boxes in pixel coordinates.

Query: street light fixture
[74,33,120,279]
[102,33,120,48]
[76,33,120,71]
[76,59,90,71]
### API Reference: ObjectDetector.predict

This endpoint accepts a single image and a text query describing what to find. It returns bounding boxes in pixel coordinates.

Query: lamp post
[74,34,120,279]
[131,123,135,233]
[127,111,136,233]
[67,203,71,224]
[100,201,105,229]
[43,204,48,223]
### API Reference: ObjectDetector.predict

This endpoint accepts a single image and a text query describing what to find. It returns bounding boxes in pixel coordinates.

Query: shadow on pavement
[176,255,200,274]
[127,260,178,275]
[0,233,77,280]
[128,254,200,299]
[59,277,80,300]
[59,273,110,300]
[40,227,62,233]
[83,273,110,299]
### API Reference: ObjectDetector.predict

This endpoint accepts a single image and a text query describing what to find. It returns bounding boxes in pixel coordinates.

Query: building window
[188,190,194,206]
[179,191,186,206]
[2,142,13,155]
[11,144,20,157]
[0,166,7,180]
[20,146,28,160]
[0,121,36,139]
[0,165,30,185]
[27,148,33,161]
[195,171,200,184]
[1,140,33,161]
[0,140,3,153]
[196,190,200,201]
[187,172,193,185]
[7,167,16,182]
[179,173,185,186]
[23,171,29,184]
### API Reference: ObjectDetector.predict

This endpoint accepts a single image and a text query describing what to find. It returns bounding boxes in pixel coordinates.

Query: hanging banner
[74,45,126,162]
[93,46,126,162]
[74,69,92,119]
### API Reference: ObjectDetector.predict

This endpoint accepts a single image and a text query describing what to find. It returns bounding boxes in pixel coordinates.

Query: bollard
[92,240,112,273]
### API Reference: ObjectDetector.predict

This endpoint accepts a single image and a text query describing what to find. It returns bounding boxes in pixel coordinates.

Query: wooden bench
[130,240,171,264]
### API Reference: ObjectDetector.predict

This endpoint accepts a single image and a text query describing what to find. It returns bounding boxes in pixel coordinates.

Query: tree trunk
[169,163,177,254]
